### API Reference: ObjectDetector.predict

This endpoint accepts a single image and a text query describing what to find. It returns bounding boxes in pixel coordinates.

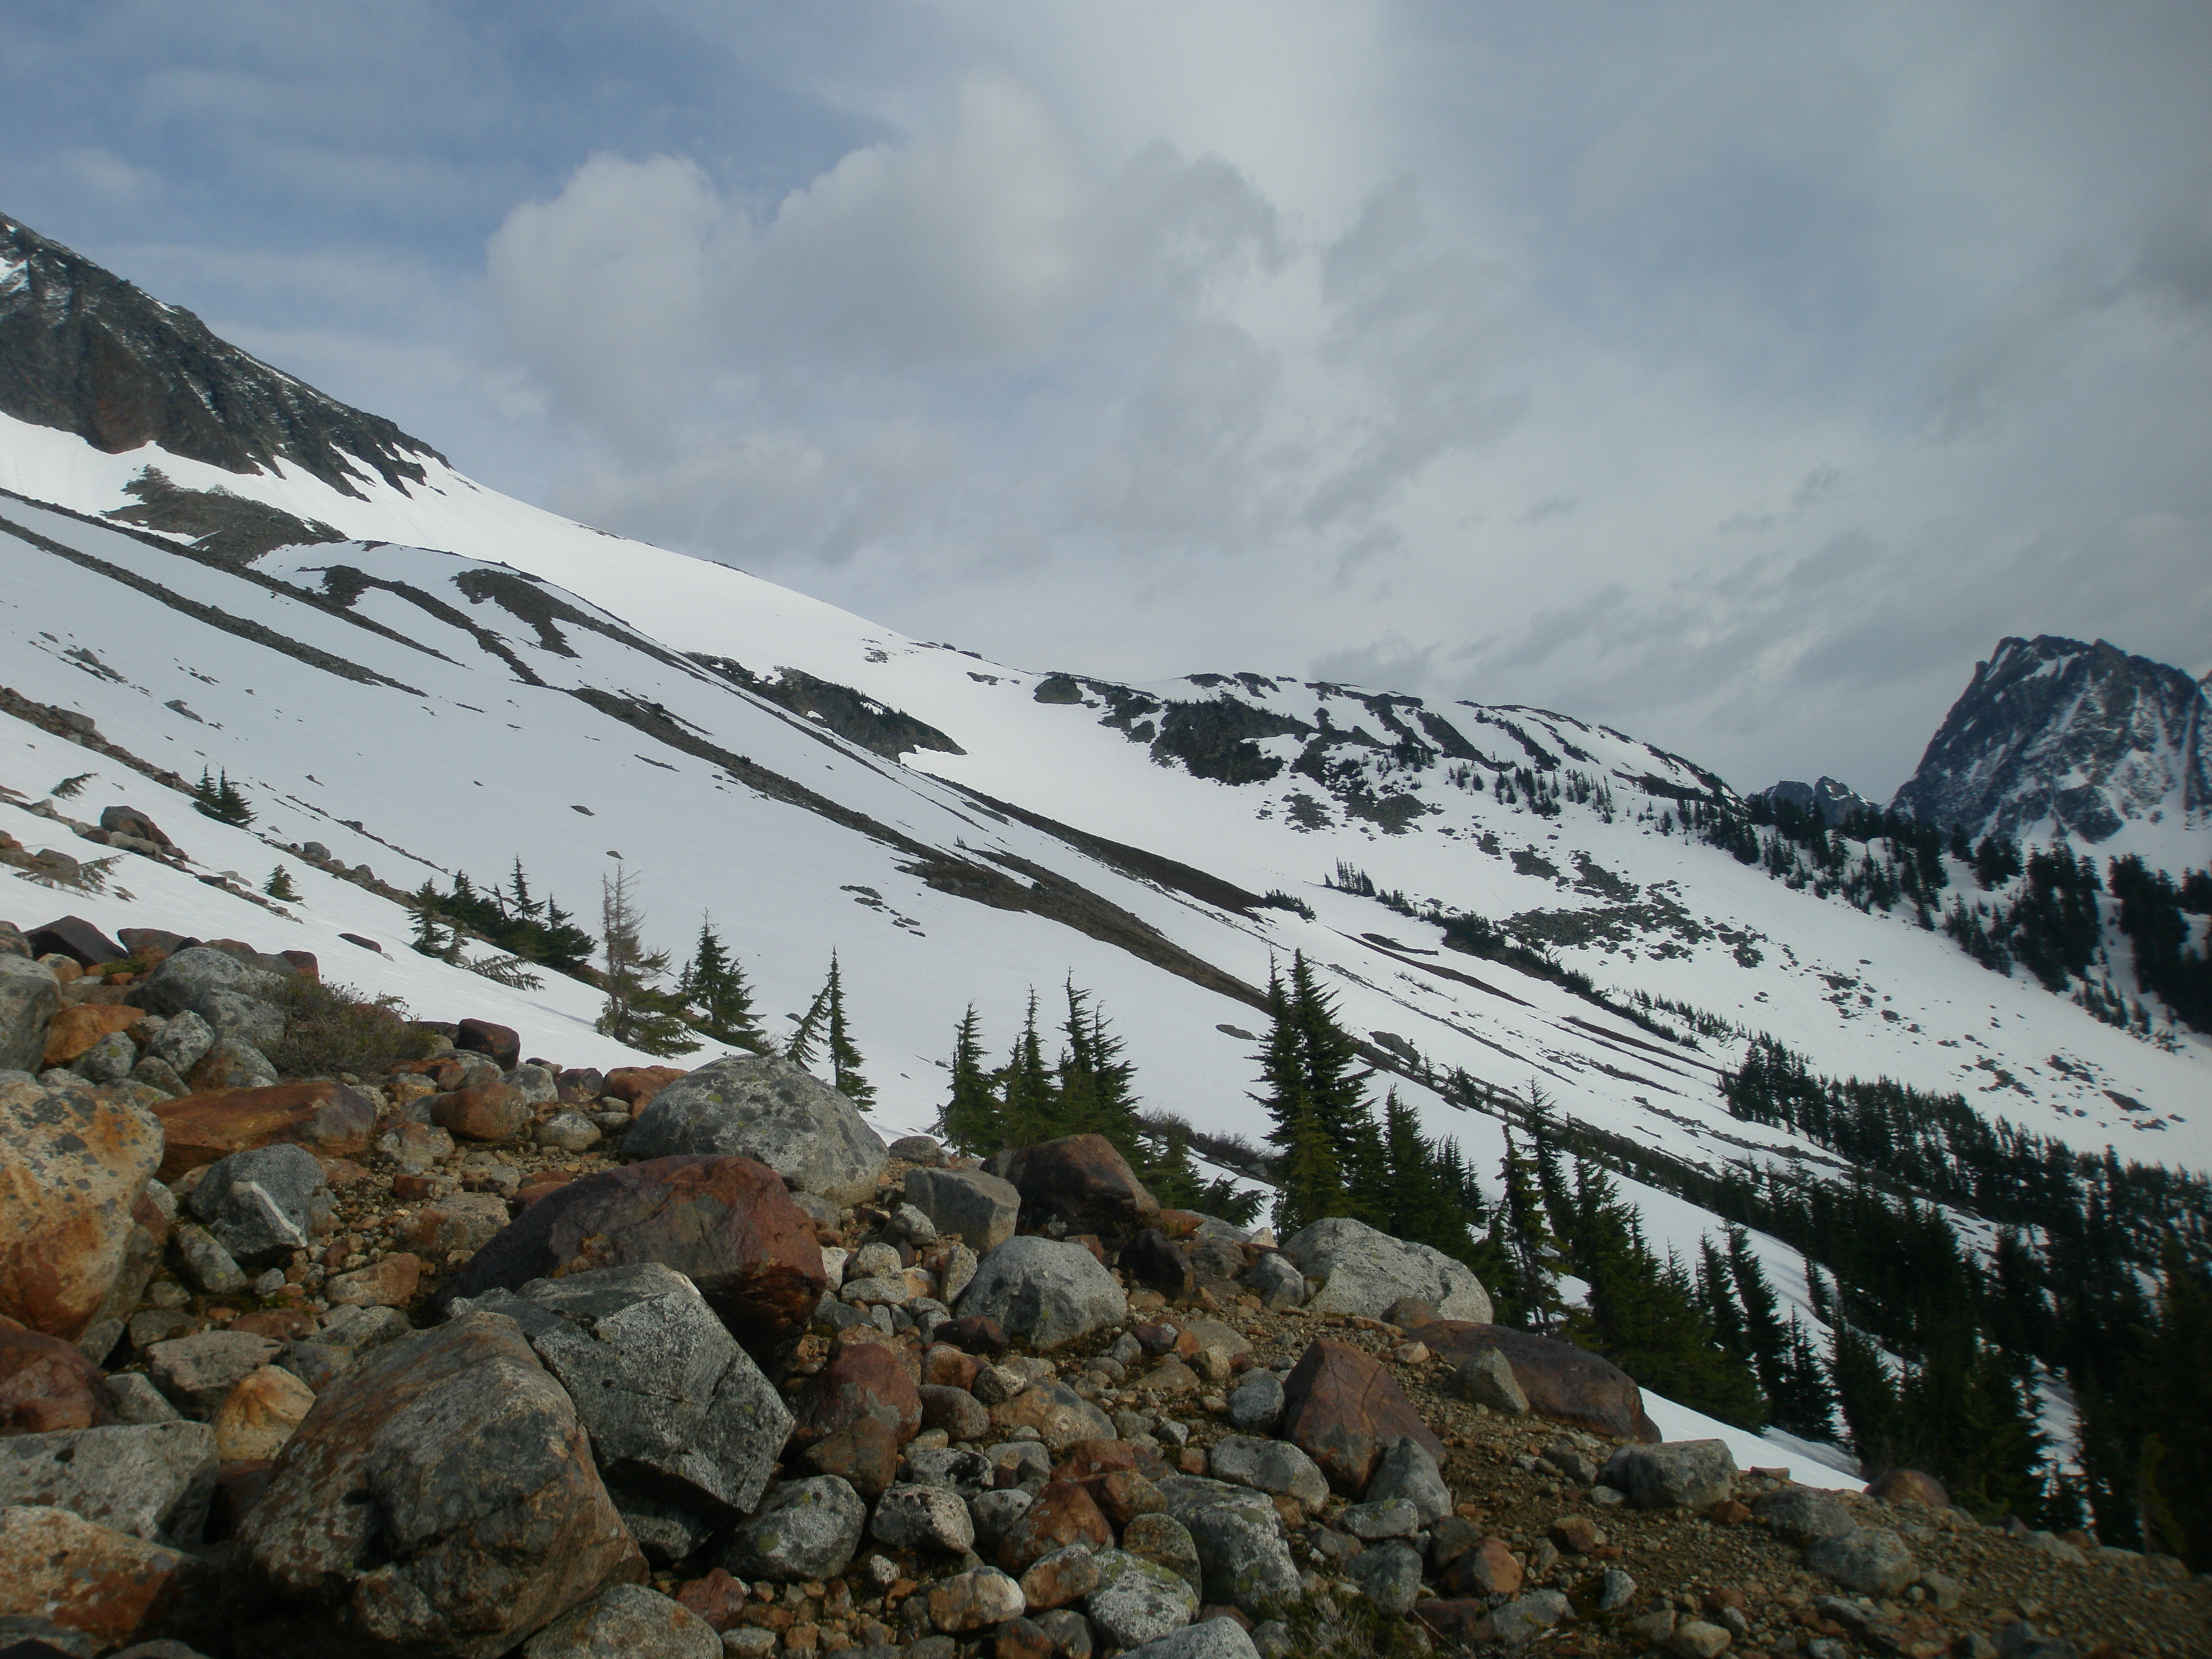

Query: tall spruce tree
[1056,983,1141,1151]
[997,993,1057,1146]
[821,953,874,1105]
[1256,960,1352,1237]
[680,918,766,1051]
[1498,1130,1568,1333]
[938,1006,1000,1154]
[785,983,831,1068]
[594,868,701,1056]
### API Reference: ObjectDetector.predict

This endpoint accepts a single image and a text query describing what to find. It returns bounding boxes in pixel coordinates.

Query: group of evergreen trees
[190,768,254,827]
[410,859,597,977]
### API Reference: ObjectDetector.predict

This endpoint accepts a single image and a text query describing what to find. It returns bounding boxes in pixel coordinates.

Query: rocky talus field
[0,921,2204,1659]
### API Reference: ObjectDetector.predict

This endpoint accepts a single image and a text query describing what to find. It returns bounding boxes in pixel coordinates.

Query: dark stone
[25,917,124,968]
[1119,1230,1196,1302]
[432,1155,826,1357]
[1279,1338,1444,1494]
[1407,1322,1660,1442]
[337,934,383,956]
[455,1018,520,1071]
[993,1135,1159,1240]
[556,1068,608,1106]
[791,1343,922,1448]
[940,1316,1010,1356]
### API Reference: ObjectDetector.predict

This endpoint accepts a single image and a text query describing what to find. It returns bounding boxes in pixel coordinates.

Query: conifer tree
[508,856,543,920]
[264,865,300,902]
[821,953,874,1105]
[1768,1316,1841,1442]
[409,881,448,956]
[1056,982,1141,1149]
[1727,1226,1792,1396]
[938,1006,1001,1154]
[595,868,702,1056]
[785,982,831,1069]
[997,993,1057,1146]
[1256,961,1351,1237]
[680,918,766,1051]
[191,768,254,827]
[1498,1130,1568,1333]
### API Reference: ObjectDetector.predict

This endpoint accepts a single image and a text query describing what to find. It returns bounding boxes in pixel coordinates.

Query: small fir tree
[594,868,701,1057]
[996,993,1057,1146]
[680,918,765,1051]
[821,953,874,1105]
[191,768,254,827]
[784,982,831,1069]
[264,865,301,902]
[938,1006,1001,1154]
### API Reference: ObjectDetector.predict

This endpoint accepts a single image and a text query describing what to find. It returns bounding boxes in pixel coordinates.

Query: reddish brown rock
[1051,1439,1140,1484]
[325,1253,421,1309]
[1279,1337,1446,1493]
[40,1001,145,1066]
[1408,1321,1661,1442]
[676,1567,749,1630]
[1133,1323,1178,1357]
[940,1316,1009,1355]
[0,1326,113,1434]
[1709,1499,1752,1525]
[994,1613,1056,1659]
[802,1416,901,1498]
[1094,1469,1167,1527]
[604,1064,688,1110]
[928,1568,1026,1634]
[1,1074,164,1339]
[1118,1229,1196,1302]
[995,1134,1160,1239]
[1865,1467,1950,1507]
[26,916,124,967]
[152,1081,376,1181]
[0,1504,217,1647]
[1414,1599,1497,1646]
[1018,1550,1103,1611]
[922,1343,983,1390]
[1154,1209,1204,1240]
[431,1154,826,1355]
[231,1312,643,1654]
[555,1067,607,1105]
[229,1307,317,1342]
[430,1081,529,1143]
[1443,1537,1522,1598]
[792,1341,922,1447]
[996,1480,1113,1574]
[455,1018,521,1070]
[1550,1515,1603,1555]
[397,1191,512,1256]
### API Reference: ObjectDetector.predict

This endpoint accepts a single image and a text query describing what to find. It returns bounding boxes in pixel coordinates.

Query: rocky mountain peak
[1755,776,1879,828]
[0,212,444,498]
[1891,634,2210,847]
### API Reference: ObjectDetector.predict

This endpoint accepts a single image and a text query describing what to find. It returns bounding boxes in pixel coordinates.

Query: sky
[7,1,2211,799]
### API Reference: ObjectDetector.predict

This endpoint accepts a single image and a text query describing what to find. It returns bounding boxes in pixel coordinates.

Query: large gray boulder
[451,1264,790,1517]
[905,1166,1021,1252]
[958,1236,1127,1351]
[1280,1217,1491,1323]
[143,1010,215,1077]
[0,956,59,1072]
[625,1055,886,1205]
[0,1421,217,1545]
[130,947,287,1049]
[1086,1550,1199,1647]
[1121,1616,1264,1659]
[521,1583,720,1658]
[1805,1526,1918,1598]
[1753,1485,1855,1543]
[1596,1439,1738,1511]
[718,1475,868,1582]
[189,1143,327,1266]
[1363,1436,1451,1526]
[1154,1477,1301,1613]
[1207,1437,1328,1510]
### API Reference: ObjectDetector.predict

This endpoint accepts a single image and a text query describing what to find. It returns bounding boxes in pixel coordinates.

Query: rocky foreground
[1,918,2205,1659]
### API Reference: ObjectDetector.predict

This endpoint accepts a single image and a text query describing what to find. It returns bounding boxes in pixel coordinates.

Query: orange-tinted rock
[1280,1337,1446,1493]
[996,1480,1112,1574]
[1409,1321,1660,1443]
[213,1364,317,1461]
[1414,1599,1497,1646]
[430,1081,528,1142]
[0,1504,216,1646]
[802,1416,901,1498]
[229,1307,316,1342]
[1051,1439,1140,1484]
[940,1315,1009,1355]
[434,1154,826,1356]
[41,1001,145,1066]
[1865,1467,1950,1507]
[922,1343,983,1390]
[325,1253,421,1308]
[1,1076,163,1339]
[1443,1537,1522,1598]
[995,1613,1057,1659]
[604,1065,688,1111]
[995,1134,1160,1239]
[397,1191,512,1256]
[792,1341,922,1447]
[677,1567,750,1630]
[0,1326,113,1434]
[1154,1210,1204,1239]
[455,1018,520,1070]
[152,1081,376,1181]
[1094,1469,1167,1527]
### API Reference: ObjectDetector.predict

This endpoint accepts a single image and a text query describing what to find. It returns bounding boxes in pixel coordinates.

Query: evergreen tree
[1768,1316,1841,1442]
[264,865,301,902]
[997,993,1057,1146]
[191,768,254,827]
[1256,961,1352,1237]
[680,918,766,1050]
[1056,983,1142,1151]
[821,953,874,1105]
[938,1006,1000,1154]
[508,856,543,920]
[595,868,702,1056]
[409,881,448,956]
[785,982,831,1070]
[1726,1226,1792,1396]
[1373,1092,1480,1262]
[1498,1130,1568,1333]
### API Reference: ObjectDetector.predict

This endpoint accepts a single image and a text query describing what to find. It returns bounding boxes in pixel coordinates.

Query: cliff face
[0,213,443,498]
[1892,635,2211,846]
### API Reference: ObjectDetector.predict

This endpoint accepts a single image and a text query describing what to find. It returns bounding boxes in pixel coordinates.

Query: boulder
[187,1143,326,1266]
[1,1326,114,1433]
[141,1012,213,1079]
[72,1029,139,1083]
[1280,1218,1490,1324]
[1152,1478,1300,1614]
[1207,1437,1329,1510]
[801,1417,900,1498]
[990,1383,1117,1454]
[1347,1541,1422,1615]
[41,1003,144,1067]
[0,1073,163,1339]
[0,957,61,1074]
[231,1312,642,1655]
[0,1504,217,1650]
[455,1019,521,1071]
[905,1167,1022,1253]
[453,1263,792,1517]
[999,1480,1114,1574]
[1442,1536,1522,1598]
[1278,1339,1444,1494]
[1595,1440,1738,1511]
[1447,1347,1528,1415]
[993,1135,1159,1238]
[1752,1485,1855,1543]
[625,1055,886,1204]
[927,1568,1026,1634]
[431,1082,530,1143]
[1225,1371,1284,1436]
[147,1331,281,1418]
[1122,1512,1203,1599]
[1239,1254,1304,1311]
[958,1237,1127,1351]
[1119,1229,1196,1302]
[718,1474,868,1582]
[1085,1551,1199,1648]
[889,1133,948,1165]
[186,1037,278,1092]
[432,1155,826,1355]
[26,916,123,968]
[150,1081,376,1181]
[1804,1526,1918,1597]
[1363,1436,1452,1525]
[790,1339,922,1448]
[1485,1590,1571,1645]
[920,1381,992,1442]
[602,1065,688,1110]
[128,946,279,1024]
[1119,1621,1261,1659]
[397,1191,512,1257]
[521,1583,719,1658]
[873,1482,978,1553]
[1408,1322,1659,1441]
[212,1366,315,1462]
[325,1253,421,1308]
[0,1421,217,1543]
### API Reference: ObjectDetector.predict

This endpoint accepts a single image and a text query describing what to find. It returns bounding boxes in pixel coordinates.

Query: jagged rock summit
[0,212,444,498]
[1892,635,2210,850]
[1752,776,1880,828]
